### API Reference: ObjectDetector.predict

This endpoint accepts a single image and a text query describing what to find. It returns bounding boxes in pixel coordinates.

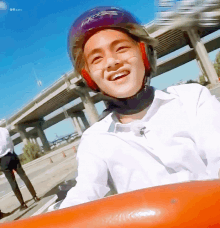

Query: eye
[91,56,102,64]
[116,46,129,52]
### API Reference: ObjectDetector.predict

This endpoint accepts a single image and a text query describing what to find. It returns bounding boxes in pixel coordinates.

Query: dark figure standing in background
[0,127,40,210]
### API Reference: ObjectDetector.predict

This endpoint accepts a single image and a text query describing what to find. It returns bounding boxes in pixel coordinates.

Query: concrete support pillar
[70,115,83,136]
[33,136,42,151]
[187,28,219,84]
[34,137,39,146]
[29,137,34,143]
[31,137,35,144]
[30,136,37,145]
[196,57,209,82]
[36,123,50,152]
[81,91,99,125]
[17,125,30,146]
[77,111,90,129]
[29,136,38,144]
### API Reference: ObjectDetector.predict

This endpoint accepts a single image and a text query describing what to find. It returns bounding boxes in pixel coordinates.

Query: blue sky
[0,0,219,154]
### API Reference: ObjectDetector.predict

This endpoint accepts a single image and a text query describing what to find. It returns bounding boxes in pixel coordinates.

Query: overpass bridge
[10,91,105,147]
[0,2,219,152]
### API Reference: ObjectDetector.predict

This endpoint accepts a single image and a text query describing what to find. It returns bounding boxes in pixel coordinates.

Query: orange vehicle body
[2,180,220,228]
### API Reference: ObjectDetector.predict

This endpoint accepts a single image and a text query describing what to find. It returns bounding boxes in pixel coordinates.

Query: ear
[139,42,151,76]
[81,69,99,91]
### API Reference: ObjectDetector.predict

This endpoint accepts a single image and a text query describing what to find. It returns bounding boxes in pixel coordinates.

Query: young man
[0,127,40,210]
[60,6,220,209]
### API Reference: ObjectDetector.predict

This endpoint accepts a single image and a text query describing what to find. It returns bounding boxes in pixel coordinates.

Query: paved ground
[0,158,73,199]
[0,145,79,224]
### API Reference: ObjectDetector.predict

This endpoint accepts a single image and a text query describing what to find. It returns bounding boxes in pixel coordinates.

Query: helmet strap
[139,42,151,76]
[100,86,155,117]
[81,69,99,91]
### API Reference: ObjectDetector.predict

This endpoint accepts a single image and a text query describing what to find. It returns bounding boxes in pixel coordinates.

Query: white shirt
[0,127,14,158]
[60,84,220,209]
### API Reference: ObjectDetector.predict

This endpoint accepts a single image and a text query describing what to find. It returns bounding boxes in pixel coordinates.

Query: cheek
[127,55,145,74]
[87,60,106,74]
[89,69,103,84]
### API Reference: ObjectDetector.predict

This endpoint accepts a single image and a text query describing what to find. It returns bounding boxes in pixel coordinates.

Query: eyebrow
[85,38,131,60]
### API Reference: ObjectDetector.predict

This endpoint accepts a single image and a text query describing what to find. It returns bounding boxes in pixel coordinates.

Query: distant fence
[48,133,79,150]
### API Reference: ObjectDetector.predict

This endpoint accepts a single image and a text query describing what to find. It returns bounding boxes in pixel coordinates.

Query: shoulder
[166,83,206,95]
[0,127,9,135]
[165,84,211,102]
[79,113,114,148]
[162,84,215,117]
[77,113,117,158]
[82,112,114,136]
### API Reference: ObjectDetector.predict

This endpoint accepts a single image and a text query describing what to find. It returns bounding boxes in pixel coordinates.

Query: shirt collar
[107,88,175,133]
[154,88,176,101]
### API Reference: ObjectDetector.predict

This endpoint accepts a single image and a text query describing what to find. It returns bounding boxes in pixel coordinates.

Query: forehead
[84,29,136,52]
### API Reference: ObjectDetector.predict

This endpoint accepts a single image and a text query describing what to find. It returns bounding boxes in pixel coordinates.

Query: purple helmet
[68,6,153,65]
[69,6,140,40]
[68,6,158,90]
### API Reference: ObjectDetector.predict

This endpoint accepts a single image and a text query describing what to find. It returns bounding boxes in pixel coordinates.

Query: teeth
[112,71,128,80]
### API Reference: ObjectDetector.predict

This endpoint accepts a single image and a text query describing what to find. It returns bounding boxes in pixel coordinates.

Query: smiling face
[83,29,146,98]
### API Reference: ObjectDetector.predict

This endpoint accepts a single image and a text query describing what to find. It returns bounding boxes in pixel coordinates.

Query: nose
[106,56,120,70]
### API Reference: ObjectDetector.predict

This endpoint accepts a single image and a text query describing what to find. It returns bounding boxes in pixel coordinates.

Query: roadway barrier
[22,140,80,170]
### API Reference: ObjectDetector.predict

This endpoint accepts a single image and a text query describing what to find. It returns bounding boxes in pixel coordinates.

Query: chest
[104,102,206,172]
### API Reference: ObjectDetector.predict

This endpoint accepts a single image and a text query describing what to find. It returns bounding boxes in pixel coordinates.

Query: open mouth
[111,70,130,81]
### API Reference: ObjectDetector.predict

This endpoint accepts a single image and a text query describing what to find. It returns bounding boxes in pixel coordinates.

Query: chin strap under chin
[99,85,155,120]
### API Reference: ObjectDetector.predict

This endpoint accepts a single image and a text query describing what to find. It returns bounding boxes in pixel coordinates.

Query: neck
[117,108,148,124]
[99,86,155,122]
